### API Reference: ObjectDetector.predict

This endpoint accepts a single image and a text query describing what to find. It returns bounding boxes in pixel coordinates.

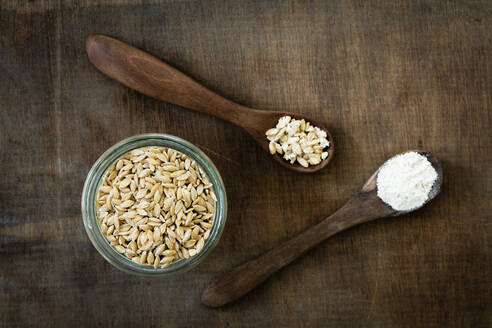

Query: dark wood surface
[1,1,490,327]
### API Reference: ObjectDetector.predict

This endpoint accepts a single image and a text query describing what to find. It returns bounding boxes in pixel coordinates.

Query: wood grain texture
[0,0,491,327]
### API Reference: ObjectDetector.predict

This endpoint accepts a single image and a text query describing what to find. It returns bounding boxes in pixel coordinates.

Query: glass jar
[81,133,227,276]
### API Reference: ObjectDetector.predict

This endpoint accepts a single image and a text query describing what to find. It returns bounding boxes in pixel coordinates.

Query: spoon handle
[202,192,384,307]
[86,34,252,126]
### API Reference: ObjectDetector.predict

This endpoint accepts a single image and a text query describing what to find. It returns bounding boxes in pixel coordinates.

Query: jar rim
[81,133,227,276]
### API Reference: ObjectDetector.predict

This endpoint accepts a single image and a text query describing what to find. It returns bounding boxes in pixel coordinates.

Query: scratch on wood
[367,278,379,318]
[195,143,241,166]
[0,217,37,225]
[52,12,63,230]
[54,13,62,177]
[367,254,380,319]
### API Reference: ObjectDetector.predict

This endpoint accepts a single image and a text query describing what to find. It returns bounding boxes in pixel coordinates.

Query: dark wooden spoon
[201,150,442,307]
[85,34,334,173]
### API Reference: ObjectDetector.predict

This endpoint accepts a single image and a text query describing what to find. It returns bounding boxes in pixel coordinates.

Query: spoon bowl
[201,150,442,307]
[243,109,334,173]
[359,150,443,216]
[85,34,334,173]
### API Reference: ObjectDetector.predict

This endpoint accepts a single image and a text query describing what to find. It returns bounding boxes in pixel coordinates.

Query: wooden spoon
[85,34,334,173]
[201,150,443,307]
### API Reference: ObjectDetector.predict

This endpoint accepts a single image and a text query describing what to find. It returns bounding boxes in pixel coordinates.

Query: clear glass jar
[81,133,227,276]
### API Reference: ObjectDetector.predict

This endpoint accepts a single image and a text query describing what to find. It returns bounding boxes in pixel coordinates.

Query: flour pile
[376,152,438,211]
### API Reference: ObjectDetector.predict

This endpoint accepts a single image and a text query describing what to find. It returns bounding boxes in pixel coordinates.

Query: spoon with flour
[201,150,443,307]
[86,34,334,173]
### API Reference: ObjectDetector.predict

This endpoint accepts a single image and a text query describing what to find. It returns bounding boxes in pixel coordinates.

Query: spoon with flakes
[86,34,334,173]
[201,150,443,307]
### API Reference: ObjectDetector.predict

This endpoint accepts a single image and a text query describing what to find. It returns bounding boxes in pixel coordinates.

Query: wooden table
[1,1,490,326]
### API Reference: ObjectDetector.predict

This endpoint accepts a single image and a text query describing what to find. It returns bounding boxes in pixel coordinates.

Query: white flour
[376,152,438,211]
